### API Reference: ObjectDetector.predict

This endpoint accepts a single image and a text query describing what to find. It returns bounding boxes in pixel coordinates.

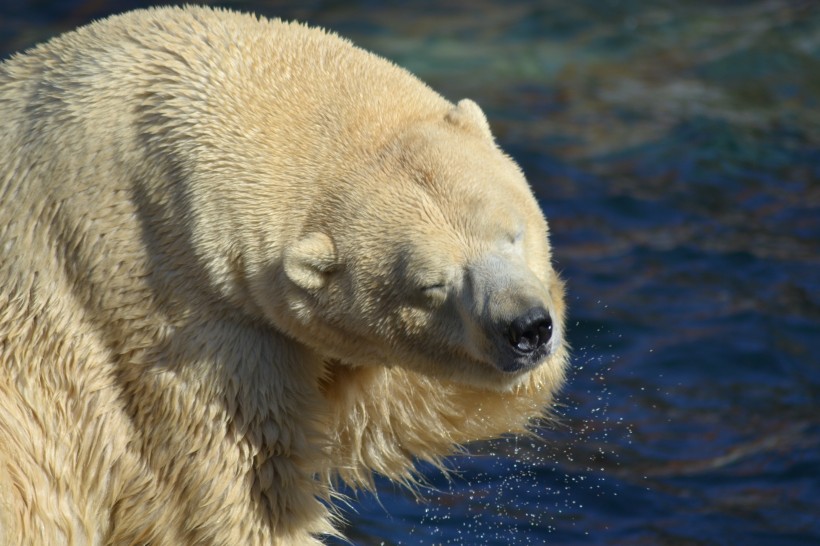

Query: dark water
[3,1,818,544]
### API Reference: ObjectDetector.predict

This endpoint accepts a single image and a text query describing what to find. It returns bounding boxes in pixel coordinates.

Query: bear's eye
[420,282,448,303]
[508,228,524,245]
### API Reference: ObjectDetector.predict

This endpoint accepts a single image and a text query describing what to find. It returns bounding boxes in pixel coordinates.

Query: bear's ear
[445,98,494,142]
[283,232,339,291]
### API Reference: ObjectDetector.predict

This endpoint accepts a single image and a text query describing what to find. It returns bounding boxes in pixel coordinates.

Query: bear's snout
[498,306,554,373]
[508,306,552,355]
[462,254,560,375]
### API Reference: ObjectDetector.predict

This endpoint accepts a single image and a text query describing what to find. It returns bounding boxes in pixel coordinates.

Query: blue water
[3,1,818,544]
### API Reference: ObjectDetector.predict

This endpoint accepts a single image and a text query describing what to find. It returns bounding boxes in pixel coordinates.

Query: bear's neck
[105,302,337,540]
[36,186,335,539]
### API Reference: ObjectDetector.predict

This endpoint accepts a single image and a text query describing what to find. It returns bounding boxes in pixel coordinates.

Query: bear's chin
[320,349,540,392]
[380,353,553,393]
[439,363,543,392]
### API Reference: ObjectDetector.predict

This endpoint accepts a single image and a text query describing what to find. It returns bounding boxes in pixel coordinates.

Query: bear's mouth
[499,343,552,373]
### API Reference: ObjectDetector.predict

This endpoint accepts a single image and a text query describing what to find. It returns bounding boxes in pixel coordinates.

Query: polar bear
[0,6,567,545]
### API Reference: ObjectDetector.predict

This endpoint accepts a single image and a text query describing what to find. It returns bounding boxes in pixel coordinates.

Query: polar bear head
[269,100,565,391]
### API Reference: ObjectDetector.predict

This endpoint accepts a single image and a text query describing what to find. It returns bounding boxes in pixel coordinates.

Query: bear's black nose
[508,307,552,355]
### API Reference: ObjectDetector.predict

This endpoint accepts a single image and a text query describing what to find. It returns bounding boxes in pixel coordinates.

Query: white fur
[0,6,567,544]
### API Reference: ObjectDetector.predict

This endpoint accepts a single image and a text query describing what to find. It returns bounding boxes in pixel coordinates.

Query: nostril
[508,307,552,354]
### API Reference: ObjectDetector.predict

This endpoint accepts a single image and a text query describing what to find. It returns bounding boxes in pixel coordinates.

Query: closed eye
[420,282,448,303]
[507,228,524,245]
[421,282,447,294]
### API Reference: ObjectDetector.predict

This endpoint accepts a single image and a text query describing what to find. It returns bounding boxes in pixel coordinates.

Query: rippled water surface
[3,1,818,544]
